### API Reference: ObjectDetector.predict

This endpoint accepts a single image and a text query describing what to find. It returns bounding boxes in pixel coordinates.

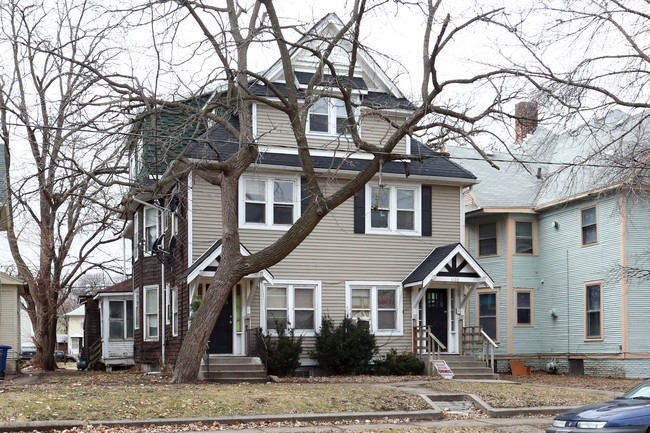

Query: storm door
[425,289,448,350]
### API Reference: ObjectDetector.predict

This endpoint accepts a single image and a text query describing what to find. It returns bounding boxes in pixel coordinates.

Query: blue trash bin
[0,345,11,379]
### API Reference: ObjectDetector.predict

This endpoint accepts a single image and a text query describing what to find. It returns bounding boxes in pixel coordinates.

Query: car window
[622,380,650,399]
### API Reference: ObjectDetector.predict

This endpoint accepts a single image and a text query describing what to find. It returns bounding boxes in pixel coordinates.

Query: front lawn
[0,371,429,421]
[426,381,610,408]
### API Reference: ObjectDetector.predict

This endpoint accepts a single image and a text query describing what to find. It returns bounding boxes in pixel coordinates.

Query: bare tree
[0,0,127,370]
[94,0,532,383]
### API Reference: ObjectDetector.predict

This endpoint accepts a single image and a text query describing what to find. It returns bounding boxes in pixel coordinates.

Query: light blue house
[450,104,650,378]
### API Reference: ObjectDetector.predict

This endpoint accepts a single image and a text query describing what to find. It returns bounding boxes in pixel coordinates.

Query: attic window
[307,97,352,136]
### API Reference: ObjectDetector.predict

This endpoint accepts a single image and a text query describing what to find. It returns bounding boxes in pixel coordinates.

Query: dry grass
[0,371,429,421]
[426,381,610,408]
[503,371,645,393]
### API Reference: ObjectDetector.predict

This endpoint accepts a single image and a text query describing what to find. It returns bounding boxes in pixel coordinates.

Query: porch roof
[402,242,494,289]
[181,239,274,284]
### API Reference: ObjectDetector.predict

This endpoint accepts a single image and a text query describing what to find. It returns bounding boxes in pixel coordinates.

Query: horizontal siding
[255,104,408,155]
[0,284,20,371]
[535,197,621,355]
[192,175,461,354]
[625,196,650,352]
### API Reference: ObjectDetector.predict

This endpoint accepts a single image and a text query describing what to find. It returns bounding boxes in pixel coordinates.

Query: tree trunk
[32,304,58,370]
[170,267,242,383]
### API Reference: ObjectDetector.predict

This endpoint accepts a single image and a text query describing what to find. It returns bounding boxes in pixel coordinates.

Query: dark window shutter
[354,187,365,234]
[422,185,432,237]
[301,177,310,215]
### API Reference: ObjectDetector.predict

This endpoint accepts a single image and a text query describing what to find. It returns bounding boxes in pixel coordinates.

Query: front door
[208,293,233,354]
[425,289,448,350]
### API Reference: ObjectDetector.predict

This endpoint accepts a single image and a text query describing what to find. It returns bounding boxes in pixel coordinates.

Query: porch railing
[245,323,268,371]
[462,326,497,370]
[413,326,447,371]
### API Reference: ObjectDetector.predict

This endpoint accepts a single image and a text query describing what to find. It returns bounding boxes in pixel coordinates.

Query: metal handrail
[480,329,497,348]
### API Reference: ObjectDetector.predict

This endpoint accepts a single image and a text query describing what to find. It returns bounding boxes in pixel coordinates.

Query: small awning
[403,243,494,289]
[181,239,274,284]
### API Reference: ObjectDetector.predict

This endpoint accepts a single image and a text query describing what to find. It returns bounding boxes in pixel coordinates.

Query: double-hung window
[144,285,159,341]
[515,221,533,254]
[241,177,298,229]
[262,281,321,335]
[108,299,134,340]
[478,222,498,256]
[515,289,533,326]
[585,282,602,339]
[367,185,419,234]
[307,97,352,135]
[581,206,598,246]
[478,290,498,340]
[346,282,403,335]
[133,289,140,330]
[171,287,179,336]
[144,207,159,253]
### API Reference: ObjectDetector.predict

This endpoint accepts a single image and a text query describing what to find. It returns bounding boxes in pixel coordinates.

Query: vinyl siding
[191,175,463,354]
[0,283,20,372]
[255,104,409,155]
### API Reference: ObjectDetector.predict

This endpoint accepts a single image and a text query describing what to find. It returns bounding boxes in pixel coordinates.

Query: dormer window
[307,97,351,135]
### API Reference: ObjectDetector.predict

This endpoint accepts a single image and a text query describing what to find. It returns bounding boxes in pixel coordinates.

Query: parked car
[548,379,650,432]
[54,350,76,363]
[20,342,36,360]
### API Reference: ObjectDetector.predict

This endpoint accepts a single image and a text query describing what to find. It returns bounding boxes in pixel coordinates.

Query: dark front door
[425,289,448,350]
[208,293,233,354]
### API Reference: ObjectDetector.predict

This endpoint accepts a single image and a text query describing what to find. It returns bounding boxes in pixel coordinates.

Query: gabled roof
[403,243,494,289]
[181,240,273,284]
[65,305,85,317]
[0,271,25,286]
[96,279,133,294]
[449,109,650,212]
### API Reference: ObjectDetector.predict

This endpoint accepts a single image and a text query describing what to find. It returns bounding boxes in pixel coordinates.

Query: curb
[0,409,443,433]
[426,392,578,418]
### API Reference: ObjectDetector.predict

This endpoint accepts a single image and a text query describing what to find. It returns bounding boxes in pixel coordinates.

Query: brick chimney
[515,102,538,144]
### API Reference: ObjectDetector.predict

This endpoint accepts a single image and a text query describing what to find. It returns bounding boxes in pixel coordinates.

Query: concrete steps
[199,355,267,383]
[438,355,499,380]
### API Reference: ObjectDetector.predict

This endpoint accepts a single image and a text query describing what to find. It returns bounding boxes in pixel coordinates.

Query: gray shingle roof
[403,243,459,285]
[184,119,477,181]
[294,72,368,90]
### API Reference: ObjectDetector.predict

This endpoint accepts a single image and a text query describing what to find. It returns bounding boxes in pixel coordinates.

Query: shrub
[263,323,303,377]
[373,349,424,376]
[310,317,378,375]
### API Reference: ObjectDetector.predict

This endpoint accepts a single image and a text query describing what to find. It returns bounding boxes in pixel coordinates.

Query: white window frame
[143,285,159,341]
[133,212,139,260]
[260,280,321,337]
[306,97,358,137]
[238,175,300,230]
[165,283,171,325]
[365,183,421,235]
[133,288,140,330]
[143,206,159,254]
[345,282,403,336]
[108,299,134,341]
[171,287,179,337]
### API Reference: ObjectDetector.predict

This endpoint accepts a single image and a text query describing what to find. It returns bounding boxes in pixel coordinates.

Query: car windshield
[622,380,650,399]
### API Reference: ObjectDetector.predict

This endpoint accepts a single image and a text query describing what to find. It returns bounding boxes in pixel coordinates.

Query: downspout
[161,261,166,369]
[566,250,570,358]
